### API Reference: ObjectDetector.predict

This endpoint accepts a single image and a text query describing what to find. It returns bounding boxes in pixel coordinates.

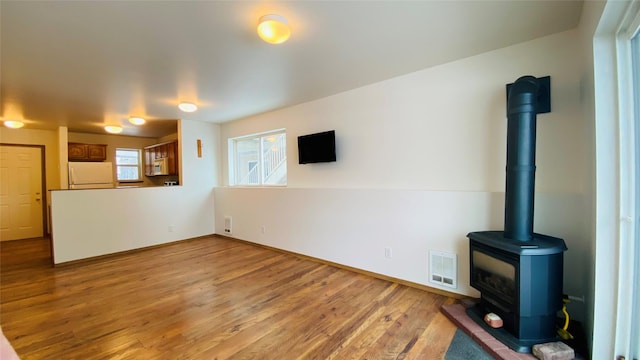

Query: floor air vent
[429,250,457,288]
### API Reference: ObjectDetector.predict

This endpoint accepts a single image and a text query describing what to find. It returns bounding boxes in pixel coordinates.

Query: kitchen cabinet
[144,148,154,176]
[144,140,178,176]
[167,142,177,175]
[68,143,107,162]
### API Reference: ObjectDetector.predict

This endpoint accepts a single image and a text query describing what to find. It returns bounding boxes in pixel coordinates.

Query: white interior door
[0,146,44,241]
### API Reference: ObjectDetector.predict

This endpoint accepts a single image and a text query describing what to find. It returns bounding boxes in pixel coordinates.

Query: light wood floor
[0,235,458,359]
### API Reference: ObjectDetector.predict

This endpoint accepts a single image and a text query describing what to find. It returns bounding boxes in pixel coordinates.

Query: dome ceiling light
[178,102,198,112]
[257,14,290,44]
[104,125,123,134]
[3,120,24,129]
[128,117,145,125]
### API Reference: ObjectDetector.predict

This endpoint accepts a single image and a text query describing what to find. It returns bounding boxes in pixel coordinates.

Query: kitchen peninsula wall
[51,119,218,264]
[68,132,178,187]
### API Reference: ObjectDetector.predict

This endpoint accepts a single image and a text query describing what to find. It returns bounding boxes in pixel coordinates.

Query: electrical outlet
[168,225,175,232]
[385,247,392,259]
[261,226,266,234]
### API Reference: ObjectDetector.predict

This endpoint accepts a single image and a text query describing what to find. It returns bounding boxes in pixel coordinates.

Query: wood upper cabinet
[68,143,107,162]
[144,140,179,176]
[87,144,107,160]
[157,144,168,159]
[144,148,154,176]
[167,141,178,175]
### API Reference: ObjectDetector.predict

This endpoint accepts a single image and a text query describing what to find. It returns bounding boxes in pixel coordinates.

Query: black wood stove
[467,76,567,353]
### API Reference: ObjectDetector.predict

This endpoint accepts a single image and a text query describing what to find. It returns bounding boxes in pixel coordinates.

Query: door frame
[0,143,48,237]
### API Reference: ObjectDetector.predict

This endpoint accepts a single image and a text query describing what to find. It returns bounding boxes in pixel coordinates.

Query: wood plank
[1,235,458,359]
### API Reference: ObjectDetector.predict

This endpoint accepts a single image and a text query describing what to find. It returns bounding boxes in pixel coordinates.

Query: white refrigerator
[68,162,115,189]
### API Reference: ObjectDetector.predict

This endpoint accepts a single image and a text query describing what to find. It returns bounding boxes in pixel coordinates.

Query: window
[595,2,640,357]
[629,23,640,360]
[229,129,286,186]
[115,148,142,181]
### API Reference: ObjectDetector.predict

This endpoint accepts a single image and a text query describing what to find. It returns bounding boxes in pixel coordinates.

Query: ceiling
[1,1,584,138]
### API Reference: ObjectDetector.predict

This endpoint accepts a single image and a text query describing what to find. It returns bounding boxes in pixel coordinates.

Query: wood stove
[466,76,567,353]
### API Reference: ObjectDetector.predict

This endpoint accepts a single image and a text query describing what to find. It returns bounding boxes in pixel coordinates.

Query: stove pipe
[504,76,543,242]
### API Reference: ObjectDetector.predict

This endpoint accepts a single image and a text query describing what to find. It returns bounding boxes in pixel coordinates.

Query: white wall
[215,28,590,319]
[576,0,605,354]
[51,119,220,263]
[220,30,584,193]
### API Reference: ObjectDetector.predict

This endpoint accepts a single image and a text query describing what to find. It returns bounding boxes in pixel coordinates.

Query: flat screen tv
[298,130,336,164]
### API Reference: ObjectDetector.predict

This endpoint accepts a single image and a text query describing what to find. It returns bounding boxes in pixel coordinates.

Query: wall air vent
[429,250,457,288]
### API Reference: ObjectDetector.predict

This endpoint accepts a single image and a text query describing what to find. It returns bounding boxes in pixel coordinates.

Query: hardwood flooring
[0,236,458,359]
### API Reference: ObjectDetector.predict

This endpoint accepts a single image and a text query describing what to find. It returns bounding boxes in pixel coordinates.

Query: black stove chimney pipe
[504,76,542,242]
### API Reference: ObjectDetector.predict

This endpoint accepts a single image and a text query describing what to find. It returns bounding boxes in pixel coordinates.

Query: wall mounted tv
[298,130,336,164]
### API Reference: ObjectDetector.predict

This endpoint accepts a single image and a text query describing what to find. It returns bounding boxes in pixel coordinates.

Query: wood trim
[53,231,468,300]
[215,234,469,300]
[53,234,215,267]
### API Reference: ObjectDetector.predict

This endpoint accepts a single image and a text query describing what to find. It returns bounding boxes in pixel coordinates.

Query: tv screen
[298,130,336,164]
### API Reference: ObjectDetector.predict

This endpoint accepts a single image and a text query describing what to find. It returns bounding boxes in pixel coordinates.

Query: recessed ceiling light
[257,14,291,44]
[3,120,24,129]
[104,125,123,134]
[128,117,146,125]
[178,102,198,112]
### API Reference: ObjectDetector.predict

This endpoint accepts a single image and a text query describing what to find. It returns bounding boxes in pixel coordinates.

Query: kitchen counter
[51,184,180,191]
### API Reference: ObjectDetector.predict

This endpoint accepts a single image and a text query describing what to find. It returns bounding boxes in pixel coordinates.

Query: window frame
[592,1,640,358]
[632,31,640,358]
[115,148,143,183]
[228,129,287,187]
[614,4,640,358]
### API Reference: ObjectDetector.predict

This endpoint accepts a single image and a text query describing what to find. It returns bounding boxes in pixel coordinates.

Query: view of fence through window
[231,131,287,186]
[116,149,141,181]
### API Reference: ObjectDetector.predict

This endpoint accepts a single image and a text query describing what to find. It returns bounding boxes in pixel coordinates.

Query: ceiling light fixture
[3,120,25,129]
[178,102,198,112]
[257,14,290,44]
[128,117,146,125]
[104,125,123,134]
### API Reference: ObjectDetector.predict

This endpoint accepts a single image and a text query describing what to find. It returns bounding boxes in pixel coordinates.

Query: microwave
[153,158,169,175]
